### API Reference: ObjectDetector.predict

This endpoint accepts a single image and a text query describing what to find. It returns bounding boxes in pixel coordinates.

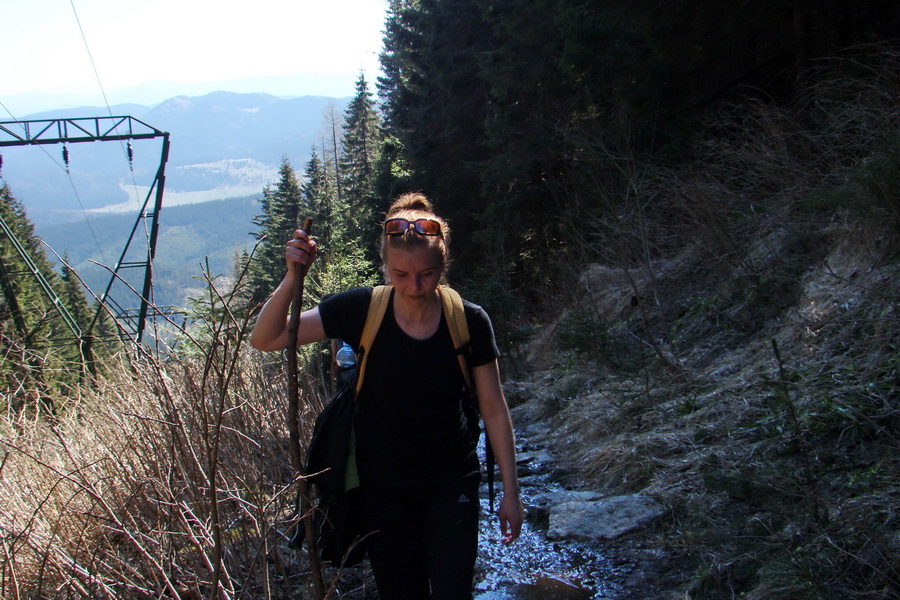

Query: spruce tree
[248,158,307,305]
[1,185,89,397]
[377,0,493,253]
[0,185,70,342]
[302,148,334,253]
[304,146,378,298]
[340,73,383,239]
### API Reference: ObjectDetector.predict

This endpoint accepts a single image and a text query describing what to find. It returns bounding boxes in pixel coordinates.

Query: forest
[2,1,899,598]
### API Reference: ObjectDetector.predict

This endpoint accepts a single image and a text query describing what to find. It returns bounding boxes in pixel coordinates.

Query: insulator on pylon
[62,145,70,173]
[0,152,3,177]
[126,141,134,166]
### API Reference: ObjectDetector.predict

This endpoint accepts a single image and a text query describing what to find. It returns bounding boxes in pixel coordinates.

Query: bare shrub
[0,345,323,598]
[0,261,335,599]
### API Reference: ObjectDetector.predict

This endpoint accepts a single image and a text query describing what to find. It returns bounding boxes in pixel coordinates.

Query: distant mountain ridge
[2,91,350,220]
[0,90,350,309]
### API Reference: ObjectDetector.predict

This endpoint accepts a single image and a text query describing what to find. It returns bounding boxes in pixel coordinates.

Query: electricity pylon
[0,116,171,354]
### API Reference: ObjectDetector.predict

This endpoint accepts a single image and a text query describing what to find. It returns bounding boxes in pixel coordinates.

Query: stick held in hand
[284,217,325,599]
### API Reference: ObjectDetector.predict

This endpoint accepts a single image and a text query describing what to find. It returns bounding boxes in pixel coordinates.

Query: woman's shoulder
[460,296,490,324]
[318,287,375,343]
[322,286,373,306]
[458,297,499,364]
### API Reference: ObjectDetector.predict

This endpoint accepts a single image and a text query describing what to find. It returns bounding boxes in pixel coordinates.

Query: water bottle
[335,342,357,369]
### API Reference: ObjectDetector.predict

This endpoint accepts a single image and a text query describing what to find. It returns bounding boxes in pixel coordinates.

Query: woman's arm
[249,229,326,351]
[475,360,524,545]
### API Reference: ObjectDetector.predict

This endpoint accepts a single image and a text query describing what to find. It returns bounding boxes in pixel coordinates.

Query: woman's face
[385,244,444,304]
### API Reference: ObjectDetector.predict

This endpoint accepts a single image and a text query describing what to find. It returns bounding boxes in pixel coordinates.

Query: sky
[1,0,388,115]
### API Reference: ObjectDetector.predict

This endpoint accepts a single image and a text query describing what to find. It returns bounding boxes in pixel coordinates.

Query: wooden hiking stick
[285,217,325,599]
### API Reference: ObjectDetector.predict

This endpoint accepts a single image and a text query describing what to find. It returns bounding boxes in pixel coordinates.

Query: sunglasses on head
[383,218,443,237]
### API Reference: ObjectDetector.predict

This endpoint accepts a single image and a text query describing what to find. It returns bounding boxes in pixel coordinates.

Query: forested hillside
[35,195,262,309]
[373,0,900,313]
[2,2,899,599]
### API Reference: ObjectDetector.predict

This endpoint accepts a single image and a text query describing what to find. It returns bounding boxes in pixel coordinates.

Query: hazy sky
[2,0,388,114]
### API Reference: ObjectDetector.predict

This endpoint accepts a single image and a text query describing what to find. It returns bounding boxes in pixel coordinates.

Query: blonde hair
[380,192,451,275]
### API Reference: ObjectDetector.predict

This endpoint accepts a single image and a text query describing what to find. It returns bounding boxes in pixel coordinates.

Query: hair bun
[388,192,434,216]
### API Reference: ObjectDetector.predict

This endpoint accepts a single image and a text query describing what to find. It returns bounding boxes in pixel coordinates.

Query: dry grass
[0,347,327,599]
[0,252,350,600]
[517,44,900,599]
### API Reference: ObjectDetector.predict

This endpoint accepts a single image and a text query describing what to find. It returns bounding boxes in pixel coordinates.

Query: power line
[68,0,144,208]
[69,0,113,118]
[0,104,108,265]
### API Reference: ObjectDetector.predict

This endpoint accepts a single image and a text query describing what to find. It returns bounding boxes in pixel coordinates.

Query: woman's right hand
[286,229,317,270]
[250,229,323,351]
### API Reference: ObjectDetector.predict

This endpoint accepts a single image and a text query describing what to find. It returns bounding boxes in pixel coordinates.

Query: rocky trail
[472,407,681,600]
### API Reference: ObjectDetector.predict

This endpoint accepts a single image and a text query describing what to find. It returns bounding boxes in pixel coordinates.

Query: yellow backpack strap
[438,285,472,391]
[355,285,392,396]
[441,286,494,511]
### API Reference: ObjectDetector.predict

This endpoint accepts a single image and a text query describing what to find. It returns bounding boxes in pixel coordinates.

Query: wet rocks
[524,490,605,528]
[547,495,666,541]
[513,443,666,542]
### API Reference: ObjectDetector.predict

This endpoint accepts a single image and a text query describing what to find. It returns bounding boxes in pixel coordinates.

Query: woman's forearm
[251,228,320,351]
[475,363,521,495]
[250,271,295,350]
[475,361,524,543]
[484,408,520,495]
[250,271,327,350]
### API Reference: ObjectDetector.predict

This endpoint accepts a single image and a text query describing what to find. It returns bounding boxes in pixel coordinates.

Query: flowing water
[472,438,625,600]
[474,502,621,599]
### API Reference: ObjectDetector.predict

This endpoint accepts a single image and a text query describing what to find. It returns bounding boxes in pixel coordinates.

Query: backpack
[298,284,495,565]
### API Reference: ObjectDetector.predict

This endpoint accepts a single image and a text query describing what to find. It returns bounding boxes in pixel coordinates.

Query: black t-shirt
[319,287,500,487]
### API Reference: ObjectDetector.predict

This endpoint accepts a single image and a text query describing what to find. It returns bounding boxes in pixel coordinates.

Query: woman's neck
[392,289,442,339]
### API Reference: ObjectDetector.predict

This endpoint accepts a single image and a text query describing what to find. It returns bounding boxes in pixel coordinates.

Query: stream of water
[472,437,624,600]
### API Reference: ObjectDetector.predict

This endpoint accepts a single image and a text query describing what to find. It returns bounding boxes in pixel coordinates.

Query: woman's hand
[249,229,323,351]
[498,491,525,545]
[286,229,317,270]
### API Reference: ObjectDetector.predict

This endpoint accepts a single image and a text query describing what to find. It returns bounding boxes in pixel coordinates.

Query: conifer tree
[302,148,334,252]
[340,73,383,247]
[248,158,307,304]
[0,185,69,340]
[377,0,493,252]
[304,146,378,298]
[1,185,90,395]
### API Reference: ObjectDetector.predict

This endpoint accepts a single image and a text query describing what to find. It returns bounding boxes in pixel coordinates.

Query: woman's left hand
[498,492,525,545]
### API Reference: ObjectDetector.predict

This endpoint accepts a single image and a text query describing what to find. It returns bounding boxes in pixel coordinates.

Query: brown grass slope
[509,46,900,599]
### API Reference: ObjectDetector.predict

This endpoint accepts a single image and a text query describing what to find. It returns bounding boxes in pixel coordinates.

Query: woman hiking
[250,192,524,600]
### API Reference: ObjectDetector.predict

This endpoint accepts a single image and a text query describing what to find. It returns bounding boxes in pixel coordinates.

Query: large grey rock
[548,494,666,541]
[525,490,605,527]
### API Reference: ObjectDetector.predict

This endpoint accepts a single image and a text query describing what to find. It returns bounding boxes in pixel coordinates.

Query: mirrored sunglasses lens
[384,219,409,235]
[415,219,441,235]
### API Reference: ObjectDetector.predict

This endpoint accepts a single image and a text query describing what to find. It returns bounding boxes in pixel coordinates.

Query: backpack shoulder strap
[438,285,472,391]
[355,285,392,396]
[439,286,497,511]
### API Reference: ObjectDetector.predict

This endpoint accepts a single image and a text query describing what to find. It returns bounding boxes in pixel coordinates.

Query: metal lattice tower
[0,116,171,346]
